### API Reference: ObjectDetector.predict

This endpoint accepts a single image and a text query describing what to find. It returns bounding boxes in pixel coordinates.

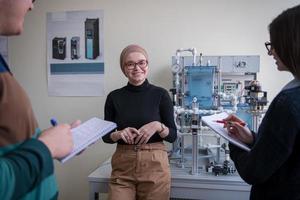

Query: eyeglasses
[265,41,272,54]
[125,60,148,70]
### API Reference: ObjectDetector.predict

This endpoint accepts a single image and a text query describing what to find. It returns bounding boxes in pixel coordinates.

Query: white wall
[8,0,299,199]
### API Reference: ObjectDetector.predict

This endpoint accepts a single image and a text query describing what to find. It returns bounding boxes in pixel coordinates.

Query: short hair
[269,4,300,78]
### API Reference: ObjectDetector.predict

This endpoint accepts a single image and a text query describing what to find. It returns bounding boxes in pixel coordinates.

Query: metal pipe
[191,112,199,175]
[252,112,260,132]
[180,134,185,168]
[191,132,198,175]
[175,48,197,66]
[217,56,222,108]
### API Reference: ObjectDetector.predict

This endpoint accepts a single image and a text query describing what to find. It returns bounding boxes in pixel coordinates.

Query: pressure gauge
[192,97,198,103]
[171,64,182,73]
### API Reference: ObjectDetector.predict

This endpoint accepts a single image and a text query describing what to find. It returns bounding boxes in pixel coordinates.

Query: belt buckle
[134,145,140,152]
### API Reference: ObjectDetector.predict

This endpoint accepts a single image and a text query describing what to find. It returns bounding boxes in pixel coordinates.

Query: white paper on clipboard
[202,112,250,152]
[60,117,116,163]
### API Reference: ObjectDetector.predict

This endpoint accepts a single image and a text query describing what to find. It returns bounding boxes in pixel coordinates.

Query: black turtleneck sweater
[102,79,177,144]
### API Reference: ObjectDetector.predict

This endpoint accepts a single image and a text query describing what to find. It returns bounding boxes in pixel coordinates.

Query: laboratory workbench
[88,159,250,200]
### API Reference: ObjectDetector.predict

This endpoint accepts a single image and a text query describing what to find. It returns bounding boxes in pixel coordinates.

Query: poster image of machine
[52,37,66,60]
[85,18,99,60]
[71,36,80,60]
[47,10,104,96]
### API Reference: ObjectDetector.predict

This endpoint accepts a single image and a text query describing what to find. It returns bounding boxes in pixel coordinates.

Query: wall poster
[47,10,104,96]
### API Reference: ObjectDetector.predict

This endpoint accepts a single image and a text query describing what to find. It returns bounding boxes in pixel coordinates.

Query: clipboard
[60,117,117,163]
[201,112,251,152]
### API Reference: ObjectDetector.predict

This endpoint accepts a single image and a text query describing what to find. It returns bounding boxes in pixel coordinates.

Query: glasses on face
[125,60,148,70]
[265,41,272,54]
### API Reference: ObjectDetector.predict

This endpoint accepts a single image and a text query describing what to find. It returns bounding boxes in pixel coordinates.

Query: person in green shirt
[0,0,79,199]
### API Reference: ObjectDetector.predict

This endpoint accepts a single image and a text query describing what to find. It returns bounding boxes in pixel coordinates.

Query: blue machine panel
[184,66,216,109]
[236,106,253,129]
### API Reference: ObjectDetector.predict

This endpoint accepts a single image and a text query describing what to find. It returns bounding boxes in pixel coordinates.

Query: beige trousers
[108,142,171,200]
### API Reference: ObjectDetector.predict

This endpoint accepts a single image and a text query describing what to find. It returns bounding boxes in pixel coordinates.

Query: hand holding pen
[219,114,253,144]
[50,118,86,156]
[50,118,81,128]
[38,119,73,159]
[215,120,246,127]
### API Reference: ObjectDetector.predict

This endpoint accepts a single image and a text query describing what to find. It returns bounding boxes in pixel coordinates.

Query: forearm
[159,92,177,143]
[229,109,297,185]
[229,143,268,184]
[161,126,177,142]
[103,94,117,144]
[158,123,169,138]
[155,121,176,143]
[110,131,122,142]
[102,130,117,144]
[0,139,53,200]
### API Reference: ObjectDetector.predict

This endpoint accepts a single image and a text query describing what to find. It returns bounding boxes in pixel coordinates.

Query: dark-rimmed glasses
[125,60,148,70]
[265,41,272,54]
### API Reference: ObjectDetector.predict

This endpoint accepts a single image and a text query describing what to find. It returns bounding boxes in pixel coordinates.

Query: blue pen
[50,118,58,126]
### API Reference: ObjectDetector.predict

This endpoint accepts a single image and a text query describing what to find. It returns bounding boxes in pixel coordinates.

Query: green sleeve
[0,139,54,200]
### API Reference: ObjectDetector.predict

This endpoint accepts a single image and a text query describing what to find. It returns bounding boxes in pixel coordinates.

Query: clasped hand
[119,121,159,144]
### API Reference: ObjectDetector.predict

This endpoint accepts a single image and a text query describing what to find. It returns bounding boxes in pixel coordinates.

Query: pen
[215,120,246,126]
[50,118,58,126]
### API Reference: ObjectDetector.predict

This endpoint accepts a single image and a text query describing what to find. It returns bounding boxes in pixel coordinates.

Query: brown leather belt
[116,142,166,152]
